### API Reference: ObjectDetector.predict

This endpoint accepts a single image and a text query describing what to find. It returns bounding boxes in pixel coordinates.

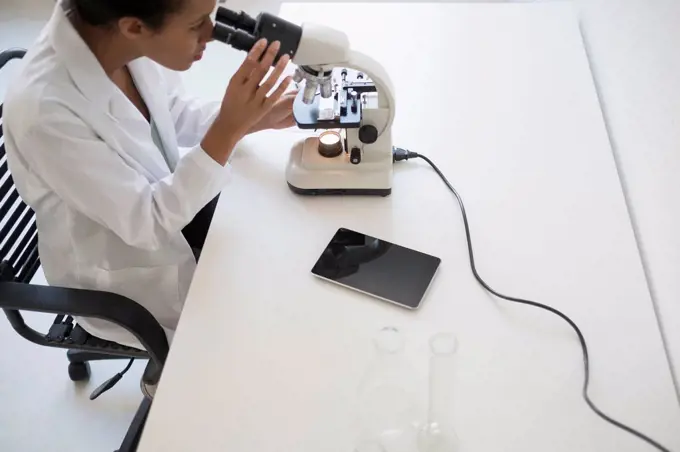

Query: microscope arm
[341,49,396,137]
[292,22,396,137]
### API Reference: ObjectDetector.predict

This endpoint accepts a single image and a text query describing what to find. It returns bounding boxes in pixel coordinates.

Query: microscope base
[285,137,393,197]
[286,183,391,197]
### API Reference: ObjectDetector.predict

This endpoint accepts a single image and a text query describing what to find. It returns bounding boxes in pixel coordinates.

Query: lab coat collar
[48,1,118,106]
[47,1,176,178]
[128,58,181,172]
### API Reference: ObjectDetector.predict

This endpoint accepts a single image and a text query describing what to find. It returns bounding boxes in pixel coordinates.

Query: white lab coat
[3,1,229,349]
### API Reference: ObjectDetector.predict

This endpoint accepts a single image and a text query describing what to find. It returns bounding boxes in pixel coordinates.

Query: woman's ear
[118,17,153,41]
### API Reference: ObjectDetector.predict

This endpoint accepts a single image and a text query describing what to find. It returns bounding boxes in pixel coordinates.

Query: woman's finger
[265,76,293,107]
[234,39,268,83]
[276,111,297,129]
[246,41,281,89]
[257,54,290,100]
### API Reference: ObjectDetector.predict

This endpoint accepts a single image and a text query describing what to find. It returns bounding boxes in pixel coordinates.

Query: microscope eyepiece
[213,6,303,66]
[212,23,258,52]
[215,7,257,34]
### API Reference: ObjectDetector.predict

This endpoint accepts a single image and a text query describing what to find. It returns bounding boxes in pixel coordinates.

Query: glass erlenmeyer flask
[355,327,420,452]
[418,332,459,452]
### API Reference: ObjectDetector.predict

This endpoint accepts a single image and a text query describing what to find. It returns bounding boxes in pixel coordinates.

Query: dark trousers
[182,195,219,261]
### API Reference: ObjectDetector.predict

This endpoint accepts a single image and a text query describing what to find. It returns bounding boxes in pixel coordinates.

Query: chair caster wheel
[68,361,91,382]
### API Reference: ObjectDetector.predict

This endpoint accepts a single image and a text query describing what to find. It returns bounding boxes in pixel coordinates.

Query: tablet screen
[311,228,441,309]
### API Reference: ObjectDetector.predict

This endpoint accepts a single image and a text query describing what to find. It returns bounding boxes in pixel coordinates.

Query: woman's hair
[71,0,185,30]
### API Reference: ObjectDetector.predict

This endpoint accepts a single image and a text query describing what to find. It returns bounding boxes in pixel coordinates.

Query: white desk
[572,0,680,394]
[138,3,680,451]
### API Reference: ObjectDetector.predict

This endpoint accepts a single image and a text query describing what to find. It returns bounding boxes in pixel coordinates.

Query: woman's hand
[248,90,299,134]
[217,39,292,137]
[201,39,292,164]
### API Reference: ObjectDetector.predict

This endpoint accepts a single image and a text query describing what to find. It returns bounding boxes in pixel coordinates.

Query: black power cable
[89,358,135,400]
[393,148,671,452]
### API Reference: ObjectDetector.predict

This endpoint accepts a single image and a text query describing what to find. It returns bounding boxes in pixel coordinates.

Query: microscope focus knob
[359,125,378,144]
[350,147,362,165]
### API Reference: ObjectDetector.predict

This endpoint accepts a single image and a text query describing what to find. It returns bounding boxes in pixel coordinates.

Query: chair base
[67,361,91,381]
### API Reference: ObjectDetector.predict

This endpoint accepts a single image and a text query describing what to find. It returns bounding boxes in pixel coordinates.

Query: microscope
[213,7,396,196]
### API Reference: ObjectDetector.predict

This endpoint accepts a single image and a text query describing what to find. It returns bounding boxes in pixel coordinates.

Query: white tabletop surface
[572,0,680,393]
[138,3,680,451]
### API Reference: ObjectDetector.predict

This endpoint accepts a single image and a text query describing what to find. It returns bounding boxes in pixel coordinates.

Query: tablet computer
[311,227,441,309]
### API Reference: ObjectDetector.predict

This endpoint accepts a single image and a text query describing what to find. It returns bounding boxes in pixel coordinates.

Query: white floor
[1,2,148,451]
[2,0,679,451]
[0,302,148,452]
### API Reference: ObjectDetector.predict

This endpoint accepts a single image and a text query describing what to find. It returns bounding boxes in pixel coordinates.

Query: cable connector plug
[392,147,419,162]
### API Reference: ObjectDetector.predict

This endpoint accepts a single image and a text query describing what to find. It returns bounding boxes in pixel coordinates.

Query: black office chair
[0,48,169,452]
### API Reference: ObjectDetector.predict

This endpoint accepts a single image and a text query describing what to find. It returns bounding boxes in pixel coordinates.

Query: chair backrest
[0,48,38,285]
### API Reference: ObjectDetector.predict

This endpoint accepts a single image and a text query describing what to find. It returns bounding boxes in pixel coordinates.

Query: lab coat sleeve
[18,103,230,251]
[164,70,221,148]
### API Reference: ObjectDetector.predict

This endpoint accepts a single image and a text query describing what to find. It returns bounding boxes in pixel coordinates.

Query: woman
[3,0,295,349]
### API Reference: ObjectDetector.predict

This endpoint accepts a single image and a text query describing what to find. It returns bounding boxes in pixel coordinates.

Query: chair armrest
[0,48,27,70]
[0,282,169,370]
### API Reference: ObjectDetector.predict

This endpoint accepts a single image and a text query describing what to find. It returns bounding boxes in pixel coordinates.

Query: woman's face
[131,0,217,71]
